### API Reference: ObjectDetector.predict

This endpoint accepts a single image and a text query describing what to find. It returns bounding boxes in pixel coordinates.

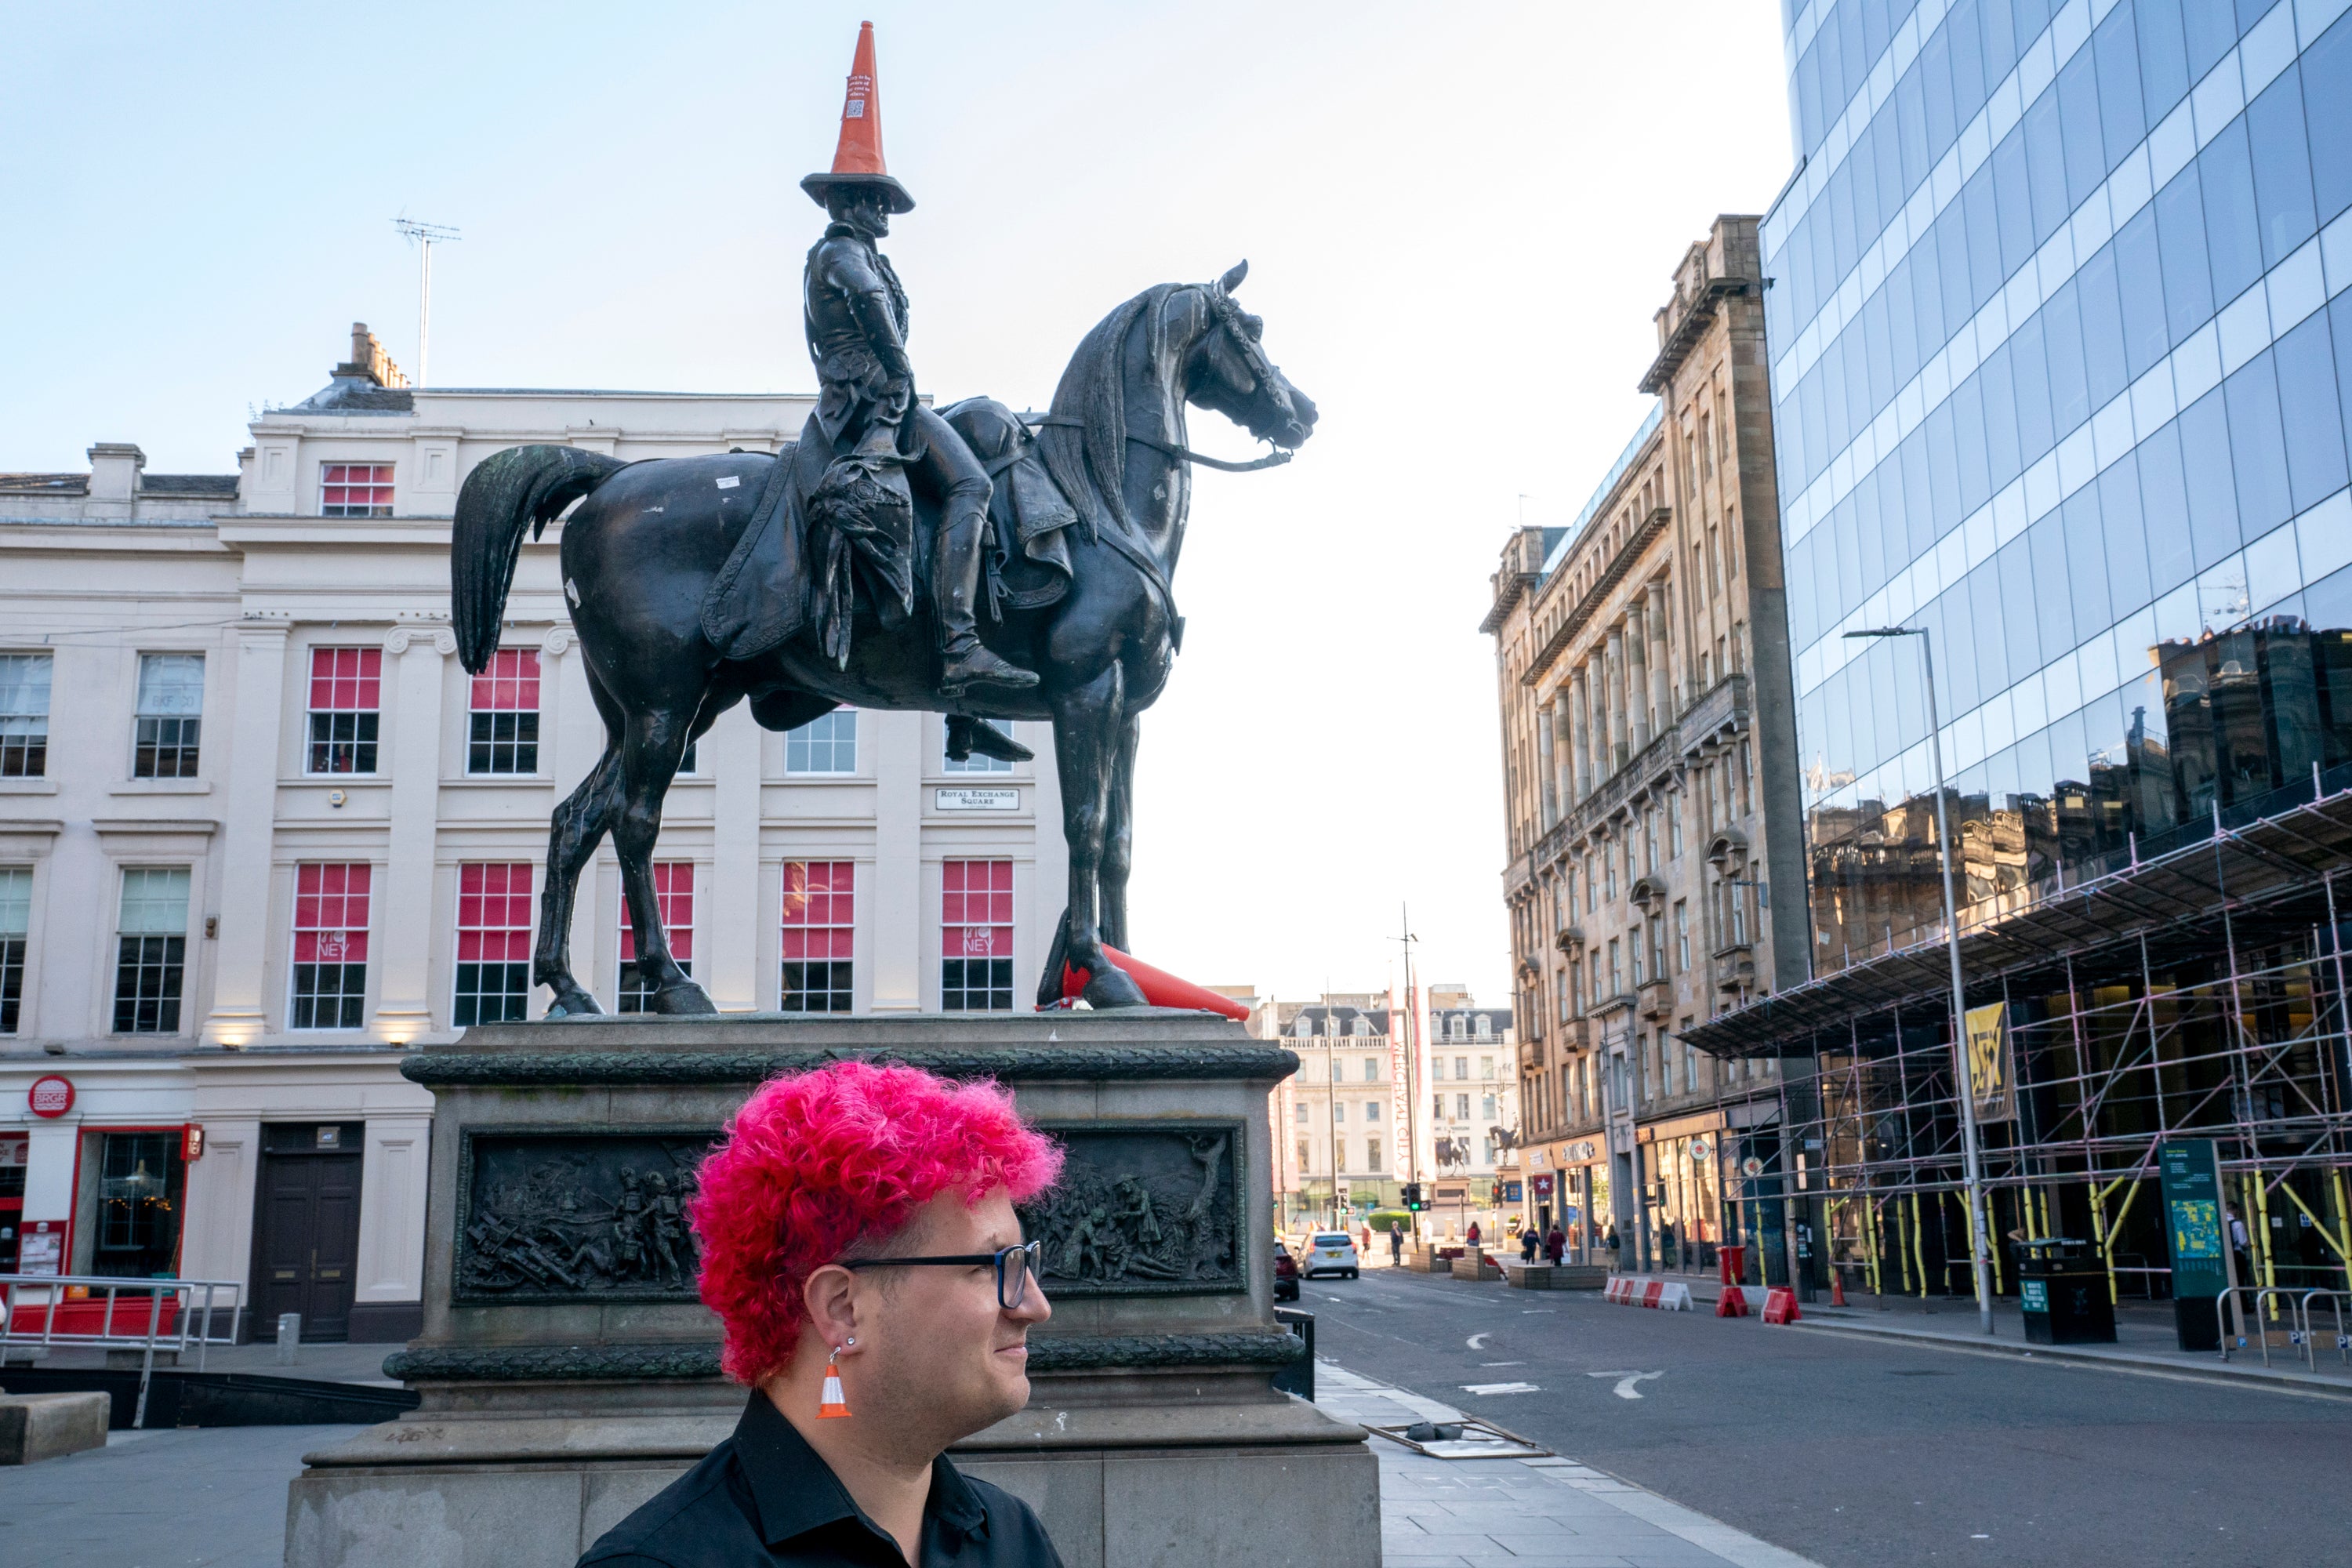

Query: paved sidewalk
[0,1422,345,1566]
[1319,1363,1821,1568]
[17,1339,400,1384]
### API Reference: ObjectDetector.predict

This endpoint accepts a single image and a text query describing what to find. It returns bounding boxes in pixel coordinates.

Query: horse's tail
[452,445,626,673]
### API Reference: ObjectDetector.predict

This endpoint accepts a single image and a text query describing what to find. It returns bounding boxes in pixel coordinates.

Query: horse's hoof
[654,980,719,1016]
[1081,965,1149,1010]
[545,987,605,1019]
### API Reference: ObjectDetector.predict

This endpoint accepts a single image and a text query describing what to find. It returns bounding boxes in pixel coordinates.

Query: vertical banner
[1963,1002,2017,1124]
[1388,1000,1413,1196]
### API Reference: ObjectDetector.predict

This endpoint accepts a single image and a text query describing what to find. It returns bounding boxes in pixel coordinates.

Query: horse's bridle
[1023,281,1297,472]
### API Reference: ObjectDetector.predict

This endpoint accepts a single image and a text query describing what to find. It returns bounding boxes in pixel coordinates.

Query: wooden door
[252,1149,364,1341]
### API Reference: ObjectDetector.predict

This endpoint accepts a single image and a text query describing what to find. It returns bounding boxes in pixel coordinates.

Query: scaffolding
[1686,775,2352,1309]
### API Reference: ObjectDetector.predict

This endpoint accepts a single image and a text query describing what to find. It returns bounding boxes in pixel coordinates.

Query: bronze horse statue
[450,264,1315,1015]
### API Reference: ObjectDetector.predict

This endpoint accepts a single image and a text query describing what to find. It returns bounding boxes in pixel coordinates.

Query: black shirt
[579,1391,1064,1568]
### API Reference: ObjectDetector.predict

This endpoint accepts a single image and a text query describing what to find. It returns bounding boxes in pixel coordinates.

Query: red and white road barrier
[1602,1276,1692,1312]
[1761,1286,1802,1324]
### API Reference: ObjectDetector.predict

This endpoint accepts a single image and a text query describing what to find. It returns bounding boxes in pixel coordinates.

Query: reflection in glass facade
[1763,0,2352,967]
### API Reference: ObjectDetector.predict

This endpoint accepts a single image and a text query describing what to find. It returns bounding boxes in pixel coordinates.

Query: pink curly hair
[689,1060,1063,1385]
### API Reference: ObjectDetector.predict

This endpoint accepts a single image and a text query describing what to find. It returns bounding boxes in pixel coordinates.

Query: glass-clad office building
[1687,0,2352,1311]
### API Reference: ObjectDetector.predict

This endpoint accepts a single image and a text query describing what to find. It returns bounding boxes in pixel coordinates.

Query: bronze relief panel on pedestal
[453,1127,718,1305]
[1018,1120,1247,1295]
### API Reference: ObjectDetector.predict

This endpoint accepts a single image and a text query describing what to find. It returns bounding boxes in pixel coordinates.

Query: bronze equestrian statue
[449,31,1316,1017]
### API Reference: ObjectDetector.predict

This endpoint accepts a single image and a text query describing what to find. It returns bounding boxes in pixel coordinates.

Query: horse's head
[1182,261,1317,451]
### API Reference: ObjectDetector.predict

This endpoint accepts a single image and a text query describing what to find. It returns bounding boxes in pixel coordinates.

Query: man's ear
[801,1262,860,1347]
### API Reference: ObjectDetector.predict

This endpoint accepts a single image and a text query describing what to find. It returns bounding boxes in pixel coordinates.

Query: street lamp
[1843,625,1995,1335]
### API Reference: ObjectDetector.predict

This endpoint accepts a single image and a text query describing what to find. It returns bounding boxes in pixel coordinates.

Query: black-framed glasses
[839,1240,1043,1309]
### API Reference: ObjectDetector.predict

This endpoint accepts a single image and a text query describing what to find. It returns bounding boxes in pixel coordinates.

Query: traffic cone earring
[818,1338,853,1419]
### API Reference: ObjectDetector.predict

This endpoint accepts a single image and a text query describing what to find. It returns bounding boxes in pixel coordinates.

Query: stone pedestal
[286,1012,1376,1568]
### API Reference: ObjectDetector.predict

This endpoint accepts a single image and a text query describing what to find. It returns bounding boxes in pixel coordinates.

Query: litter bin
[2014,1238,2115,1345]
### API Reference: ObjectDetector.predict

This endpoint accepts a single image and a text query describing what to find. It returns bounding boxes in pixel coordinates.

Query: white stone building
[0,326,1058,1341]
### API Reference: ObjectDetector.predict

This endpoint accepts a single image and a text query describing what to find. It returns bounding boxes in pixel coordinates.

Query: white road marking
[1588,1370,1664,1400]
[1461,1381,1540,1396]
[1519,1308,1558,1314]
[1467,1333,1491,1350]
[1479,1360,1525,1367]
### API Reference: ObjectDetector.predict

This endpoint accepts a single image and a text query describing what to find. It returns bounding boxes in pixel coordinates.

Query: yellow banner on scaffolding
[1964,1002,2016,1124]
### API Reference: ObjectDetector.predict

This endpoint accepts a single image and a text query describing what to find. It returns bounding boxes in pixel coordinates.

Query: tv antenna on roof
[391,216,461,387]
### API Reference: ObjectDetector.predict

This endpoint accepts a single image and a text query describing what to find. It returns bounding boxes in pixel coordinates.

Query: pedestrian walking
[1520,1227,1539,1263]
[1605,1223,1621,1269]
[1388,1224,1405,1265]
[1545,1225,1566,1265]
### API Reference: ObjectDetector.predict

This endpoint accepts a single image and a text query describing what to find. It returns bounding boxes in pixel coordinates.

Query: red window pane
[620,862,694,962]
[458,862,534,961]
[942,858,1011,956]
[321,463,395,514]
[470,649,540,713]
[782,862,855,960]
[309,648,381,712]
[292,862,372,963]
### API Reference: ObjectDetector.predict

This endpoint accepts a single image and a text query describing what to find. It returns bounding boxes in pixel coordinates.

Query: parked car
[1301,1231,1359,1279]
[1272,1240,1301,1301]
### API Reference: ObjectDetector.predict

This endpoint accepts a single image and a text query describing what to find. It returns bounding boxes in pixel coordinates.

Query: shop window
[467,651,540,775]
[112,868,189,1033]
[941,858,1011,1011]
[289,862,371,1030]
[0,866,27,1033]
[0,1136,24,1269]
[455,862,532,1025]
[780,860,854,1011]
[93,1130,186,1278]
[618,862,693,1013]
[307,648,381,775]
[0,653,50,778]
[785,708,857,775]
[132,653,204,778]
[321,463,394,517]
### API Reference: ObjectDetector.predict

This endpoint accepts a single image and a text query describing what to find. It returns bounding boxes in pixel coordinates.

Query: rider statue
[799,25,1036,704]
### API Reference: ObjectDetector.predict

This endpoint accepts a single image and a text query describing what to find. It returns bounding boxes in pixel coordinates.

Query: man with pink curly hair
[581,1060,1066,1567]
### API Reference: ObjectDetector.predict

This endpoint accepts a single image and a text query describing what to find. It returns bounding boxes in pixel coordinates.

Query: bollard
[276,1312,301,1366]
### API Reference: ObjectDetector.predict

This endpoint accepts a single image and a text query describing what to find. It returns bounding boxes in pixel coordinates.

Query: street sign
[2159,1138,2228,1351]
[1531,1171,1555,1200]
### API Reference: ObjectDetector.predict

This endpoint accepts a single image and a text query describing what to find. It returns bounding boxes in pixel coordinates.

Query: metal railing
[1,1273,243,1428]
[2218,1286,2352,1373]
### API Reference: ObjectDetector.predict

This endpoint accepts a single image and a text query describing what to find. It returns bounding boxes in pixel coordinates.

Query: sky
[1,2,1795,1009]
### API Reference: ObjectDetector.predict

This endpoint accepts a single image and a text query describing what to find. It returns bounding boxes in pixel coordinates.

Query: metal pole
[418,237,434,387]
[1918,630,1996,1334]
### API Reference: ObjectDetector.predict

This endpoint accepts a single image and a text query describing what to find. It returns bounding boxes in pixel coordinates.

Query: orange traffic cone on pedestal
[1054,942,1250,1021]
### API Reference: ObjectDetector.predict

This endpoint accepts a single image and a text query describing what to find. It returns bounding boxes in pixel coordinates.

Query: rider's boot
[946,714,1035,763]
[936,495,1039,695]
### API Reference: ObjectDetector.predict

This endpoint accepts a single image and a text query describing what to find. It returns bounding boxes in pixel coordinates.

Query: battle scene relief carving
[454,1128,717,1303]
[1018,1121,1246,1295]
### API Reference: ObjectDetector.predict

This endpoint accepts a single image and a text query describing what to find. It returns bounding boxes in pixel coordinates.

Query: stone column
[1536,705,1556,827]
[203,620,289,1046]
[868,708,924,1012]
[1570,665,1592,801]
[1626,603,1652,751]
[705,702,761,1011]
[1605,627,1628,771]
[373,626,453,1041]
[1551,688,1574,811]
[1648,582,1675,730]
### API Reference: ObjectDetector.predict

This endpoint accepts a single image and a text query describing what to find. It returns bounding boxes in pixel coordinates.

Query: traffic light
[1490,1180,1505,1207]
[1402,1182,1423,1211]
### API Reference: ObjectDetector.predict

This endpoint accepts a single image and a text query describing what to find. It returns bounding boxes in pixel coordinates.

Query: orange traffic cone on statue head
[801,21,915,215]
